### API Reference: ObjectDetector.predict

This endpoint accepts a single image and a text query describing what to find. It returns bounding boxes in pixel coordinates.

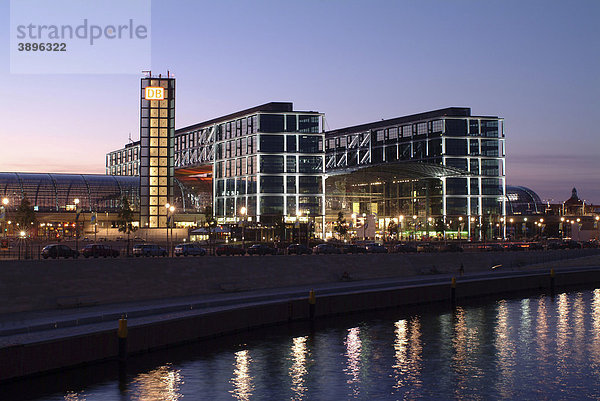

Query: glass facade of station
[106,103,503,239]
[325,108,506,240]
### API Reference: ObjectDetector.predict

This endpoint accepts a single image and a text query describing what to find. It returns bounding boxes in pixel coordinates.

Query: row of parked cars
[41,244,121,259]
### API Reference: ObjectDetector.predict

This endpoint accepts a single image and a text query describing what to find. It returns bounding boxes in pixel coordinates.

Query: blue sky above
[1,0,599,203]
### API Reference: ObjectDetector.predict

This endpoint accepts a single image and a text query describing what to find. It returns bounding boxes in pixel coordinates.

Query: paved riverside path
[1,263,599,350]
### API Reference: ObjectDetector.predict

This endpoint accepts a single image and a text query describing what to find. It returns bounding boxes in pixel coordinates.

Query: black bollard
[118,315,128,362]
[308,289,316,320]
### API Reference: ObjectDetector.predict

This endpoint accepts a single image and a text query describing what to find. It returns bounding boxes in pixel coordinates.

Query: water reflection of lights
[393,319,408,388]
[573,292,585,362]
[344,327,362,394]
[520,298,531,340]
[63,391,86,401]
[556,293,570,373]
[230,350,254,401]
[494,300,515,398]
[535,296,548,362]
[129,364,183,401]
[591,289,600,367]
[289,336,309,400]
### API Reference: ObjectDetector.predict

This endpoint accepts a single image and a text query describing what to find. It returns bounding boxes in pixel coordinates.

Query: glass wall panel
[260,176,284,193]
[298,115,319,133]
[259,114,284,133]
[298,136,321,153]
[285,115,297,132]
[446,197,467,215]
[287,196,296,214]
[286,156,297,172]
[446,178,468,195]
[299,176,322,194]
[298,196,321,215]
[445,158,468,171]
[482,178,503,195]
[298,156,323,173]
[259,135,284,152]
[260,155,284,173]
[445,119,467,137]
[286,176,296,193]
[445,139,468,156]
[260,196,284,215]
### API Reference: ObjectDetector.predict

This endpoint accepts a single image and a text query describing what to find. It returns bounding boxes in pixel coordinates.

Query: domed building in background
[563,187,586,215]
[506,186,544,215]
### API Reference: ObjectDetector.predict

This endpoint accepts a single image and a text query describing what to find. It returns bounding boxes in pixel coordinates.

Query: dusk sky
[1,0,599,203]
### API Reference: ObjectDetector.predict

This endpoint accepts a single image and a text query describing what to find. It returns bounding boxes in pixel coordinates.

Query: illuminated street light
[165,203,176,256]
[1,198,8,238]
[240,206,247,249]
[74,198,80,252]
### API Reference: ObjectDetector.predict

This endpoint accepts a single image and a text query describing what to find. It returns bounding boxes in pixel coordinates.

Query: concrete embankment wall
[1,249,598,314]
[2,266,600,382]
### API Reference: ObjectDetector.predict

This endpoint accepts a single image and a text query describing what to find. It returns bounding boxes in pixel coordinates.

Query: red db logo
[145,87,165,100]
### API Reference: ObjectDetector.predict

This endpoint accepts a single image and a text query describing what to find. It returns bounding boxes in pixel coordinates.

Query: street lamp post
[74,198,80,253]
[165,203,175,256]
[412,215,417,240]
[1,198,8,238]
[362,213,367,240]
[240,206,247,249]
[458,216,464,243]
[399,215,404,242]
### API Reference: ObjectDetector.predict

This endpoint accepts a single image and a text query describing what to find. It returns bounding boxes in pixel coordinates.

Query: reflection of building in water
[289,336,309,400]
[592,289,600,366]
[230,350,254,401]
[129,364,183,401]
[344,327,362,395]
[393,316,423,393]
[494,301,515,399]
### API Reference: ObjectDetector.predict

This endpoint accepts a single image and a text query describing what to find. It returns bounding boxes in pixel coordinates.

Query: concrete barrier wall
[1,249,598,314]
[2,267,600,382]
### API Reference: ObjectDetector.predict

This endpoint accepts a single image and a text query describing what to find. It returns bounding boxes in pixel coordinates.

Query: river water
[5,287,600,400]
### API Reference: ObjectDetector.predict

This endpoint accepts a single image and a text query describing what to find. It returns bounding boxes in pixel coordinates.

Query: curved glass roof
[506,185,544,214]
[0,173,138,212]
[0,172,203,213]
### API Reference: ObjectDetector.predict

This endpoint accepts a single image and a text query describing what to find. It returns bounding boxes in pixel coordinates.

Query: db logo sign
[145,87,165,100]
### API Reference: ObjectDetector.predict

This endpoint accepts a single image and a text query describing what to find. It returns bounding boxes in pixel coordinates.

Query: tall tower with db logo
[139,73,175,228]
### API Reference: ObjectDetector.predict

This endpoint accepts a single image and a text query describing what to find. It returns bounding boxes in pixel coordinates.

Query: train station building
[1,75,511,241]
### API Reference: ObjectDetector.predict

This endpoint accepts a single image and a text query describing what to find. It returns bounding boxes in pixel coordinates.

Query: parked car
[527,242,544,251]
[215,245,246,256]
[313,243,341,255]
[247,244,278,256]
[394,243,418,253]
[174,243,206,256]
[416,243,436,253]
[133,244,167,257]
[562,239,582,249]
[81,244,120,258]
[482,243,504,252]
[287,243,313,255]
[439,243,464,253]
[365,243,388,253]
[342,244,368,254]
[507,243,526,251]
[41,244,79,259]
